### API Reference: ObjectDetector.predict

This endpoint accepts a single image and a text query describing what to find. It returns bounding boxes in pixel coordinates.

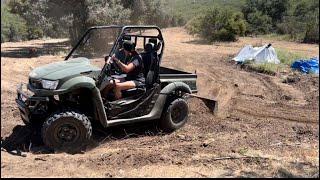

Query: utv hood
[29,57,100,80]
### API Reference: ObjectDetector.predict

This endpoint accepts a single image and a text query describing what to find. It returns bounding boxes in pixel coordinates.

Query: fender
[91,87,108,128]
[160,82,192,95]
[59,77,109,127]
[28,76,97,96]
[151,82,192,118]
[58,76,96,92]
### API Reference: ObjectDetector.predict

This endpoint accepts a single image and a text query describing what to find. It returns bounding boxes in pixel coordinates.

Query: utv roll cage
[65,25,165,61]
[64,25,165,89]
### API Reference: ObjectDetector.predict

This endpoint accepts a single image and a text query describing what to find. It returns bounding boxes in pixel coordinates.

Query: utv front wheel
[160,98,189,132]
[42,111,92,153]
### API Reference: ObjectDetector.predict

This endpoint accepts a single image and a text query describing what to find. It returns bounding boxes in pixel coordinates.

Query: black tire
[41,111,92,153]
[23,114,45,128]
[160,98,189,132]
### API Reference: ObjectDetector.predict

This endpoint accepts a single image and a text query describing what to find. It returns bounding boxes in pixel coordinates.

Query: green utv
[16,26,217,152]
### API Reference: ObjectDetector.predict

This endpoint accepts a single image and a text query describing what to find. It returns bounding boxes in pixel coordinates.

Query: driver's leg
[101,79,120,99]
[113,81,136,100]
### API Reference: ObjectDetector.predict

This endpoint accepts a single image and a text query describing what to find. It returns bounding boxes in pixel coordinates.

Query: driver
[100,40,145,100]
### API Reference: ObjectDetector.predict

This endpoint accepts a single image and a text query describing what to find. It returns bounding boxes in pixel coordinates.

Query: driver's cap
[123,40,135,52]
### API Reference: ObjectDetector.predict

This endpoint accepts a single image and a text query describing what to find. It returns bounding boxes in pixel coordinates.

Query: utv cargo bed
[159,66,197,93]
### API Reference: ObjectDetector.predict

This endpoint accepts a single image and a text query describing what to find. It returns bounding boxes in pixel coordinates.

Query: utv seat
[141,41,160,88]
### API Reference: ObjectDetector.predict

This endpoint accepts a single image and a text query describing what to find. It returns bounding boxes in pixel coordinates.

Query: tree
[276,0,319,43]
[186,7,247,42]
[1,5,27,42]
[6,0,132,43]
[242,0,290,34]
[246,11,273,34]
[121,0,179,27]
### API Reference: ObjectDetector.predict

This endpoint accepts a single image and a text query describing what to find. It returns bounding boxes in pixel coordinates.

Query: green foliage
[303,11,319,43]
[6,0,71,40]
[243,48,308,75]
[3,0,180,43]
[186,7,247,42]
[242,0,319,43]
[144,0,169,27]
[277,16,303,37]
[277,0,319,43]
[185,15,205,35]
[7,0,44,39]
[259,33,297,42]
[138,0,183,28]
[121,0,185,27]
[238,147,248,156]
[163,0,246,24]
[86,0,130,26]
[1,5,27,42]
[242,0,290,34]
[246,11,273,34]
[276,48,307,66]
[242,0,289,26]
[250,63,284,75]
[2,0,318,44]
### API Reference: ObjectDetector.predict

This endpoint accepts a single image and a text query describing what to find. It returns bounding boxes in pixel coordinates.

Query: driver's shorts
[126,76,145,88]
[132,80,145,88]
[99,76,145,90]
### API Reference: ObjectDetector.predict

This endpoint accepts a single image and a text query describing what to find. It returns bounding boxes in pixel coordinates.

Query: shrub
[246,11,273,34]
[242,0,319,43]
[276,48,307,66]
[242,0,289,34]
[185,15,205,35]
[186,7,247,42]
[303,13,319,43]
[1,5,27,42]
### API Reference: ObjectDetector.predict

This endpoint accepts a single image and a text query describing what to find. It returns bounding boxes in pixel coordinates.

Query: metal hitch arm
[186,94,218,114]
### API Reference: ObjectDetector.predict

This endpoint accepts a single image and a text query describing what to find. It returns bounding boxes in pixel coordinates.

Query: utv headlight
[41,80,59,90]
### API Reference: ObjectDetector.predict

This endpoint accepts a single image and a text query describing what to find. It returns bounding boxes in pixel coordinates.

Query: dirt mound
[1,27,319,177]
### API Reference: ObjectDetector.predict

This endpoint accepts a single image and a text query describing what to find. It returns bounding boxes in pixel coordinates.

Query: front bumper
[16,83,49,124]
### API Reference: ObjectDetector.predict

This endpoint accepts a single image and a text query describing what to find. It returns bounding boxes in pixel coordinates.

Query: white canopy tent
[233,44,280,64]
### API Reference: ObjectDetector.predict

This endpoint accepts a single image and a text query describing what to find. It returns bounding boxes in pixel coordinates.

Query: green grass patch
[276,48,308,66]
[241,61,284,75]
[259,33,292,42]
[238,48,308,75]
[249,62,285,75]
[259,33,305,42]
[238,147,248,156]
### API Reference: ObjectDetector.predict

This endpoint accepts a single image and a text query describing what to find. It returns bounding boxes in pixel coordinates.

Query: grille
[29,78,42,89]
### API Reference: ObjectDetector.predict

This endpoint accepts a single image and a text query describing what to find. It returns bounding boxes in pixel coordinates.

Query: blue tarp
[291,57,319,74]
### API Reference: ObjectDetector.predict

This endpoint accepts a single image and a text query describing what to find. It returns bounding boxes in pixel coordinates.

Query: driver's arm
[113,57,135,73]
[105,55,113,64]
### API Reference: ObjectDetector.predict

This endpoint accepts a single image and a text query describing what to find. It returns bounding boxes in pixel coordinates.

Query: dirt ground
[1,27,319,178]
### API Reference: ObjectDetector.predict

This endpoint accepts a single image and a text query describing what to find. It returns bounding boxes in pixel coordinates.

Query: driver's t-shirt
[115,49,128,64]
[115,49,145,83]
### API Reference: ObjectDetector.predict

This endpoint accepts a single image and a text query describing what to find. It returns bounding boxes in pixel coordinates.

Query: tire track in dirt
[209,59,318,125]
[235,72,317,122]
[176,47,318,125]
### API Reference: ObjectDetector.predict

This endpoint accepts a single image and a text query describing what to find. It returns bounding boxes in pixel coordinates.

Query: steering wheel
[105,56,123,75]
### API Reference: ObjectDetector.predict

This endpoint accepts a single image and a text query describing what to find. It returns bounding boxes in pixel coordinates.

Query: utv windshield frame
[65,25,165,61]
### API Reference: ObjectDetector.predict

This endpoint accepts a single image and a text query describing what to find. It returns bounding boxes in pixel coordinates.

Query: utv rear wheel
[160,98,189,132]
[42,111,92,153]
